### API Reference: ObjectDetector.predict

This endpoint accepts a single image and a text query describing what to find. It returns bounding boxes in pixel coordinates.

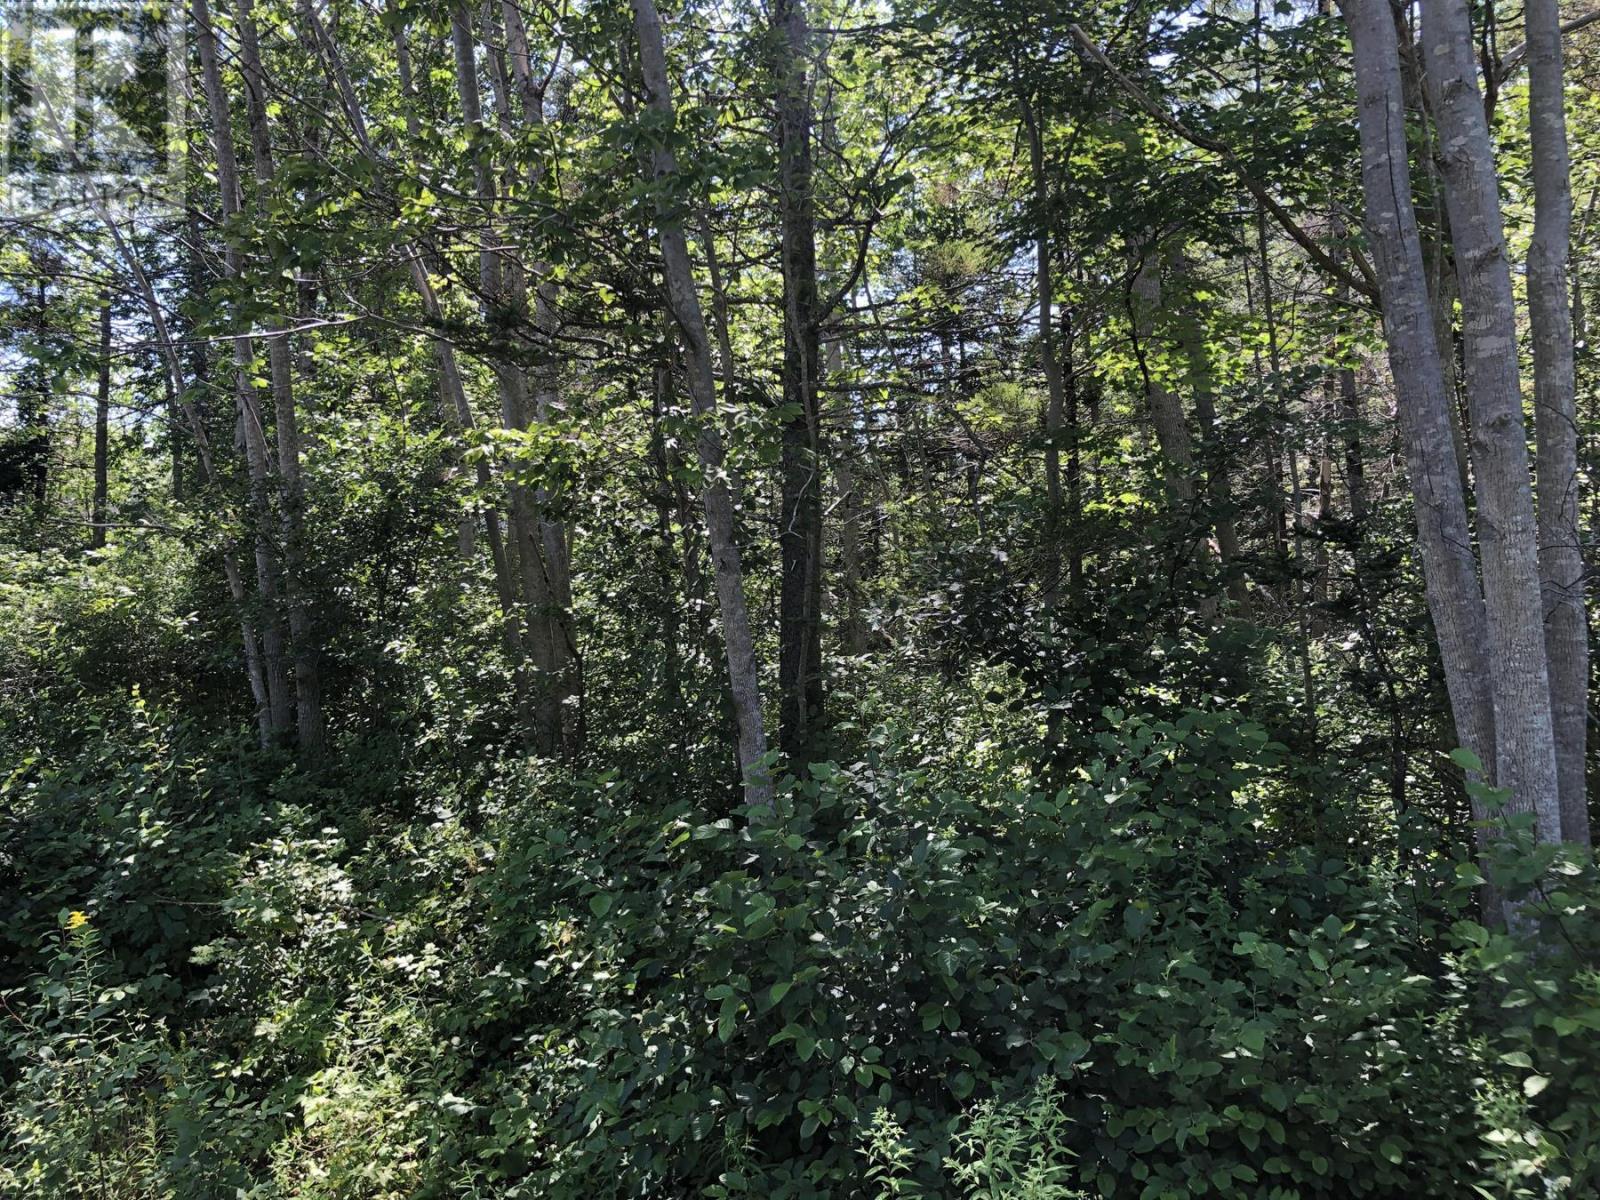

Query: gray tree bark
[1340,0,1502,906]
[1020,96,1066,612]
[1525,0,1590,844]
[825,330,867,655]
[305,5,534,733]
[194,0,293,741]
[91,299,110,551]
[451,1,568,756]
[1421,0,1562,844]
[94,203,273,744]
[496,0,583,753]
[1130,241,1217,608]
[633,0,773,809]
[1171,252,1246,605]
[237,0,324,754]
[1130,246,1200,509]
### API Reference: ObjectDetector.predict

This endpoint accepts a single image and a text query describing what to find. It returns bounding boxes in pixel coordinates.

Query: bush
[4,700,1598,1198]
[455,710,1490,1197]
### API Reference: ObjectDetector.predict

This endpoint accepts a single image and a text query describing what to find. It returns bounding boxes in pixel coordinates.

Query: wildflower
[66,910,89,930]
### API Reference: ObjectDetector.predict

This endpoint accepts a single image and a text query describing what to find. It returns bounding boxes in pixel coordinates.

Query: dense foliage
[2,0,1599,1194]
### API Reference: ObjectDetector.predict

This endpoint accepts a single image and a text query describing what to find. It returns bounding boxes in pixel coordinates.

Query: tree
[1525,0,1590,845]
[1421,0,1561,845]
[632,0,773,809]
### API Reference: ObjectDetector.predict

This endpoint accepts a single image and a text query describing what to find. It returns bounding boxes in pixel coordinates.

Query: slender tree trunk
[1341,0,1505,911]
[91,299,110,550]
[1021,97,1067,612]
[1339,364,1366,522]
[699,213,741,400]
[1130,240,1215,608]
[1130,246,1198,506]
[826,330,867,654]
[451,0,567,755]
[312,5,539,741]
[1525,0,1590,844]
[773,0,825,761]
[237,0,324,754]
[647,359,686,716]
[1253,217,1314,715]
[632,0,773,809]
[163,367,183,503]
[1421,0,1562,844]
[1328,218,1369,525]
[1393,5,1474,500]
[1314,415,1333,617]
[499,0,584,755]
[194,0,293,741]
[1236,238,1288,580]
[1172,253,1246,604]
[1062,302,1085,591]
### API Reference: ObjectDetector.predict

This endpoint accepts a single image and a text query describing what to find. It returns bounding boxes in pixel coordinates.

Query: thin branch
[1067,24,1381,305]
[1496,8,1600,80]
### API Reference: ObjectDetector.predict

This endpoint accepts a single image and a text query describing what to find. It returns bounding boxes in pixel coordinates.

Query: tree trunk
[1421,0,1562,844]
[194,0,294,741]
[1130,240,1214,605]
[1020,96,1066,612]
[1393,7,1474,501]
[1172,252,1246,604]
[91,299,110,550]
[648,361,686,717]
[238,0,324,755]
[1340,0,1503,902]
[826,330,867,655]
[451,0,567,756]
[773,0,825,762]
[308,4,534,732]
[1062,299,1085,591]
[1130,246,1198,506]
[699,213,741,402]
[498,0,584,755]
[632,0,773,809]
[1328,217,1369,526]
[1525,0,1590,844]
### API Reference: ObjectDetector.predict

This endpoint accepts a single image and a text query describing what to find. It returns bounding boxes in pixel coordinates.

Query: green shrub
[5,699,1598,1199]
[457,710,1487,1198]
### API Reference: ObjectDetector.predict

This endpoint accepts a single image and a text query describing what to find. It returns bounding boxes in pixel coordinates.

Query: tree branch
[1496,8,1600,81]
[1067,24,1381,305]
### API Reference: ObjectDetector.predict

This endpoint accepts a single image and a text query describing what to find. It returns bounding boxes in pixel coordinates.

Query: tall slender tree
[1525,0,1590,845]
[1421,0,1561,844]
[1340,0,1498,822]
[773,0,826,761]
[632,0,773,809]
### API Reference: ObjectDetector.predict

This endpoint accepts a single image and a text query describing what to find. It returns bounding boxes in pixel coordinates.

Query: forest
[1,0,1598,1192]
